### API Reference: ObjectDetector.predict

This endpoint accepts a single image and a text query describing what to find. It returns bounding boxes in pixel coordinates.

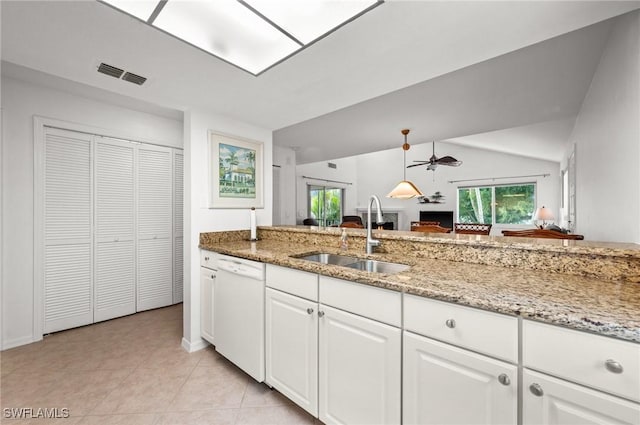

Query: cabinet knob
[204,256,210,261]
[318,311,325,318]
[445,319,456,329]
[605,359,624,374]
[211,274,215,279]
[498,374,511,386]
[307,308,314,315]
[529,383,544,397]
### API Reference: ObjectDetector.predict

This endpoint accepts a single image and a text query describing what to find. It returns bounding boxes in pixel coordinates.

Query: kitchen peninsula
[200,225,640,425]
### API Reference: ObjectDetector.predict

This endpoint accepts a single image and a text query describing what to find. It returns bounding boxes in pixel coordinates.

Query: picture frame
[208,131,264,209]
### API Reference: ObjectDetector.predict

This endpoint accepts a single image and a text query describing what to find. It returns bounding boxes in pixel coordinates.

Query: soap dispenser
[340,228,348,250]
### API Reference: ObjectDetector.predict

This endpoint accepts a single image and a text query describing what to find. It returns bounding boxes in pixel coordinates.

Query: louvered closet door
[137,144,173,311]
[43,128,94,333]
[94,138,136,322]
[173,150,184,303]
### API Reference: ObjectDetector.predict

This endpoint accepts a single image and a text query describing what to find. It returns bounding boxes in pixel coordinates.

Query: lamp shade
[532,206,554,221]
[387,180,424,199]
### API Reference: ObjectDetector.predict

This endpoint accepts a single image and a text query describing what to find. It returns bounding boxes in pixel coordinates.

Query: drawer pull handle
[529,383,544,397]
[498,374,511,386]
[318,311,325,318]
[605,359,624,374]
[307,308,314,315]
[445,319,456,329]
[204,256,210,261]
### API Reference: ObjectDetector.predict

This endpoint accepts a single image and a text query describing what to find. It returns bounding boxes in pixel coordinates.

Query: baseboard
[181,336,209,353]
[2,334,40,351]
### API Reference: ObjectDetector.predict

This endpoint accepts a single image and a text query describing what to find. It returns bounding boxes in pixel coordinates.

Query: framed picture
[209,131,264,209]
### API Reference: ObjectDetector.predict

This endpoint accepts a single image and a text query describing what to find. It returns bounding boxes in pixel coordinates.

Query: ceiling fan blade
[406,163,428,168]
[435,156,462,166]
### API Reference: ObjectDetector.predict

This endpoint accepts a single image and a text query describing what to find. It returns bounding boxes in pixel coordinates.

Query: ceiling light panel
[153,0,299,74]
[245,0,378,44]
[101,0,160,21]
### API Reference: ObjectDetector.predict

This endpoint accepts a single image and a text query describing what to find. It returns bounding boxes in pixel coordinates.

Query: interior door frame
[33,116,182,341]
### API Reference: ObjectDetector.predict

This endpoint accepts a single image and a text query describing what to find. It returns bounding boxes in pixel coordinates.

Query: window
[457,183,536,225]
[308,185,343,227]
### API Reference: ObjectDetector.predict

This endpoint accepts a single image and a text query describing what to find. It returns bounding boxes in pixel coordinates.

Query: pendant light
[387,129,424,199]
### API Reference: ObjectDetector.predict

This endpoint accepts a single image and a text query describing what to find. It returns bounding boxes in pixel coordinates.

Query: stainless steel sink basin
[345,259,411,274]
[294,253,410,274]
[296,253,361,266]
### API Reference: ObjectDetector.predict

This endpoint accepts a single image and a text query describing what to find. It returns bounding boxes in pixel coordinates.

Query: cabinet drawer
[319,276,401,327]
[523,320,640,402]
[404,294,518,363]
[266,264,318,301]
[200,250,218,269]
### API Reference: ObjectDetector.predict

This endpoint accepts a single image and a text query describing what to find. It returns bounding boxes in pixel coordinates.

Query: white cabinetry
[265,287,318,416]
[403,331,517,425]
[319,304,401,425]
[523,369,640,425]
[403,294,518,425]
[200,250,217,344]
[523,320,640,425]
[264,268,401,424]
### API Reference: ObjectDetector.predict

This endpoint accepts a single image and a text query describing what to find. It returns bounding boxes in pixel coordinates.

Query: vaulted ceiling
[2,1,638,163]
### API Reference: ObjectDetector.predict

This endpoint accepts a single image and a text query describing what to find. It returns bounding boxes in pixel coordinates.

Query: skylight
[98,0,382,75]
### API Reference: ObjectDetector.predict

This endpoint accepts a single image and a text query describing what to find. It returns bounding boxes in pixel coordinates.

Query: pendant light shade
[387,129,424,199]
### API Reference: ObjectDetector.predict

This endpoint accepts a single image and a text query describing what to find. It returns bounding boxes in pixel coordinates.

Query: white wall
[182,108,272,352]
[296,157,359,224]
[567,10,640,243]
[355,142,560,234]
[1,76,183,349]
[273,146,296,225]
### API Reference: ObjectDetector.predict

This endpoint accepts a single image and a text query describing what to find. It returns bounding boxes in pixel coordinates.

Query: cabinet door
[403,331,517,425]
[523,370,640,425]
[94,138,136,322]
[319,304,401,425]
[200,268,215,344]
[266,288,318,416]
[137,145,173,311]
[43,128,94,333]
[173,150,184,303]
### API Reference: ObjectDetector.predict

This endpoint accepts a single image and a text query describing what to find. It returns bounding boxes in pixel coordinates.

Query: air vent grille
[97,62,147,86]
[97,63,125,78]
[122,72,147,86]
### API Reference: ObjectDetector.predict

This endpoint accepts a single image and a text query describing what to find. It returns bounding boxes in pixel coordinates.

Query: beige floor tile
[140,344,204,371]
[196,347,228,368]
[0,413,83,425]
[241,382,290,408]
[236,404,317,425]
[37,368,133,416]
[77,413,157,425]
[90,366,191,415]
[155,408,238,425]
[168,366,250,411]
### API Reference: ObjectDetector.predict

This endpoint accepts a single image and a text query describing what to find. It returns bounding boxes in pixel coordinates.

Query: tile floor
[1,304,319,424]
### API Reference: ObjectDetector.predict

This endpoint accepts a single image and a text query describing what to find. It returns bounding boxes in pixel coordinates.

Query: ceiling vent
[122,72,147,86]
[97,62,124,78]
[97,62,147,86]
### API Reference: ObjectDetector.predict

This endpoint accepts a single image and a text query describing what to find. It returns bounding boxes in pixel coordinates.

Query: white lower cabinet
[265,288,318,416]
[403,331,517,425]
[523,369,640,425]
[200,267,215,344]
[319,304,401,425]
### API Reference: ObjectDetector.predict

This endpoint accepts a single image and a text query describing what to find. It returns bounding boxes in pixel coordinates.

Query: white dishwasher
[214,254,265,382]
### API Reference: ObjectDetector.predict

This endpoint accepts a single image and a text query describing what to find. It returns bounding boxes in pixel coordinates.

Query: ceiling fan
[407,141,462,171]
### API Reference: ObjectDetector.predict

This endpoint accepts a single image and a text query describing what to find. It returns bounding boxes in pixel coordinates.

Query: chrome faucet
[366,195,384,254]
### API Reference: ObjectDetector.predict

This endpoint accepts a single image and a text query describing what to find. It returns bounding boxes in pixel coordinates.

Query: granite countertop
[200,238,640,344]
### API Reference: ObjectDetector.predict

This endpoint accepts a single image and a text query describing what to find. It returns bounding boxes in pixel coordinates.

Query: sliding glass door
[308,185,343,227]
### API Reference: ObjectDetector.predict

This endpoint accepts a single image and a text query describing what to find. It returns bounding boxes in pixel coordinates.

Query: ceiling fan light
[387,180,424,199]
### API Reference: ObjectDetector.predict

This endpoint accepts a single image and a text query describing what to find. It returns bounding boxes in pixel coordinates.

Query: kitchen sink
[345,259,410,274]
[293,253,410,274]
[295,253,361,266]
